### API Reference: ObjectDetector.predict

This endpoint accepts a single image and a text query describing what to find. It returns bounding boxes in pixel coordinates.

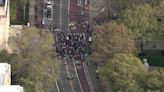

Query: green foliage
[119,4,158,41]
[10,0,17,22]
[10,0,29,24]
[99,53,164,92]
[153,2,164,39]
[100,53,146,92]
[91,21,135,64]
[144,69,164,91]
[0,50,10,62]
[1,27,60,92]
[111,0,163,11]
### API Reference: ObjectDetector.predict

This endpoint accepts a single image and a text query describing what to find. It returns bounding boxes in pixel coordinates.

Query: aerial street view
[0,0,164,92]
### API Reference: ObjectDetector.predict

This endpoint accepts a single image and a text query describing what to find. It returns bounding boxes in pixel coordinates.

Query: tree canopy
[1,27,60,92]
[119,4,158,41]
[144,69,164,91]
[112,0,163,10]
[99,53,146,92]
[99,53,164,92]
[91,21,135,64]
[91,1,164,92]
[153,2,164,39]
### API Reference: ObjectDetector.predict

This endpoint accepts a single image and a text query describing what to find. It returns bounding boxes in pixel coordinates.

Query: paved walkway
[86,61,113,92]
[69,0,92,92]
[29,0,35,26]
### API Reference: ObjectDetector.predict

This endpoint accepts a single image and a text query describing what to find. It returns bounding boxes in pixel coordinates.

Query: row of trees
[91,1,164,92]
[0,27,60,92]
[100,53,164,92]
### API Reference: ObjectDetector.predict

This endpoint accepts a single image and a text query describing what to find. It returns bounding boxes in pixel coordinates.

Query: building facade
[0,63,23,92]
[0,0,9,50]
[0,63,11,85]
[0,85,23,92]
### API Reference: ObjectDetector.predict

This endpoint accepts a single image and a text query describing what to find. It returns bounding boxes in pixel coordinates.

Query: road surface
[69,0,92,92]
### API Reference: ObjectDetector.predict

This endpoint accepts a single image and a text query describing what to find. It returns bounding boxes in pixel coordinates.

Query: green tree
[10,0,17,22]
[99,53,146,92]
[144,69,164,91]
[153,2,164,39]
[6,27,60,92]
[110,0,163,11]
[91,21,135,64]
[119,4,158,40]
[119,4,158,51]
[0,50,10,62]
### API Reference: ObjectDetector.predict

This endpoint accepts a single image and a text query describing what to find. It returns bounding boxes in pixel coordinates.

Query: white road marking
[82,62,95,92]
[73,59,84,92]
[55,81,60,92]
[68,0,70,28]
[64,57,75,92]
[59,0,62,28]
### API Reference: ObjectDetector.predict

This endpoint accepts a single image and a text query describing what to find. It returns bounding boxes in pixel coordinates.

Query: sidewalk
[85,60,113,92]
[29,0,44,27]
[29,0,35,26]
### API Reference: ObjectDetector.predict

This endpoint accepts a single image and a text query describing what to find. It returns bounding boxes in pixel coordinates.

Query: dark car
[46,8,52,18]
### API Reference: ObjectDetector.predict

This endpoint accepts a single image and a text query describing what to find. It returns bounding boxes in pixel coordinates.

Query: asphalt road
[53,0,60,28]
[54,0,82,92]
[69,0,92,92]
[53,0,92,92]
[75,61,91,92]
[59,57,74,92]
[60,0,69,30]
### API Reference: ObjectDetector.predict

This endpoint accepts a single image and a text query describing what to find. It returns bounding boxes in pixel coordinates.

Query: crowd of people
[56,31,91,61]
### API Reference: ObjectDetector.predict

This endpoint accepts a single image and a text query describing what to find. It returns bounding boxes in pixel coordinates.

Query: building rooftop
[0,0,5,6]
[0,85,23,92]
[0,0,7,16]
[0,63,10,85]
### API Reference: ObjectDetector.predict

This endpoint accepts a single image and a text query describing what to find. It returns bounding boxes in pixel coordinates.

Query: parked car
[46,0,52,8]
[46,7,52,18]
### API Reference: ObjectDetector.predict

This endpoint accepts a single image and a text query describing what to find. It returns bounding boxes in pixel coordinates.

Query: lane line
[83,62,95,92]
[68,0,70,28]
[59,80,65,92]
[55,81,60,92]
[64,57,75,92]
[59,0,62,28]
[59,58,66,92]
[73,60,84,92]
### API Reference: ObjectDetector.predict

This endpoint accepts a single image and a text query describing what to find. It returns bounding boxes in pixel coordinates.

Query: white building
[0,0,10,50]
[0,85,23,92]
[0,63,23,92]
[0,63,11,85]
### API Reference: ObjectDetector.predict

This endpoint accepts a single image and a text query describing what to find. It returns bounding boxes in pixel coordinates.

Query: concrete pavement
[53,0,60,29]
[54,0,95,92]
[54,0,82,92]
[60,0,69,30]
[69,0,93,92]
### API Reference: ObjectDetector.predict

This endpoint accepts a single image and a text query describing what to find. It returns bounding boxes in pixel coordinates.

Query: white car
[88,37,92,42]
[46,0,53,8]
[47,1,52,5]
[42,19,45,24]
[69,22,76,30]
[45,0,53,19]
[85,0,88,5]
